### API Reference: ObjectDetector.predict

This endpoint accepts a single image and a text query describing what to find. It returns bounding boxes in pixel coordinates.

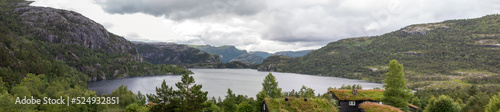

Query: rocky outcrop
[13,6,142,61]
[230,53,264,64]
[257,55,292,71]
[401,23,451,35]
[135,42,222,65]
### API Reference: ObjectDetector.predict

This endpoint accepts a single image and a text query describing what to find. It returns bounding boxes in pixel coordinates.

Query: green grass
[329,89,384,101]
[264,97,337,112]
[359,102,402,112]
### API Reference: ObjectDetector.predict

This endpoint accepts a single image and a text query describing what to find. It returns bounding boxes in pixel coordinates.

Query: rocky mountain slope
[135,42,222,65]
[15,5,142,61]
[0,1,191,82]
[259,15,500,87]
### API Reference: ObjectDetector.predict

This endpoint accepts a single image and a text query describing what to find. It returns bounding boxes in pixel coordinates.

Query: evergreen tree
[147,74,208,111]
[262,73,282,98]
[236,101,254,112]
[222,89,237,112]
[147,80,177,111]
[111,84,137,108]
[299,85,315,98]
[203,100,222,112]
[382,60,412,109]
[255,73,282,111]
[0,77,5,92]
[136,91,146,106]
[485,93,500,112]
[424,95,462,112]
[463,92,489,112]
[175,74,208,112]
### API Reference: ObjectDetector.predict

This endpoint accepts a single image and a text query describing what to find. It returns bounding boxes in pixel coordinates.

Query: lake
[88,69,384,99]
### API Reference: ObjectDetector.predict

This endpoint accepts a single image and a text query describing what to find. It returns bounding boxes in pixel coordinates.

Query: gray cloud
[90,0,500,52]
[97,0,266,21]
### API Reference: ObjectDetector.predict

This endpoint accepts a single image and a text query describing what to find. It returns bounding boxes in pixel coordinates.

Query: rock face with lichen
[13,6,142,62]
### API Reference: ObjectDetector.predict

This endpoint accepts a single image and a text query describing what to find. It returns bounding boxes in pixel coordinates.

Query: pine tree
[222,89,237,112]
[382,60,412,109]
[175,74,208,112]
[147,74,208,111]
[255,73,282,110]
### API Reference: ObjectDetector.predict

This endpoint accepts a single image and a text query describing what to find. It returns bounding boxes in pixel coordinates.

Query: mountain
[248,51,272,58]
[0,1,191,83]
[273,50,312,58]
[190,45,312,64]
[230,53,265,64]
[259,15,500,86]
[190,45,247,63]
[135,42,222,65]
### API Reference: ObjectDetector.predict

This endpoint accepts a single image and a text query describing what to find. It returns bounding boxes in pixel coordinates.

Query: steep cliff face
[13,6,142,62]
[0,2,192,82]
[136,42,222,65]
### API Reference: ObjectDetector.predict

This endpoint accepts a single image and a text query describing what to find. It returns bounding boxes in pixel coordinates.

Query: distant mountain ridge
[190,45,247,63]
[190,45,312,64]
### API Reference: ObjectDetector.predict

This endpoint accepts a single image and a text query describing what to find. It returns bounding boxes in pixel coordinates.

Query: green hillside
[259,15,500,88]
[273,50,312,58]
[0,1,192,111]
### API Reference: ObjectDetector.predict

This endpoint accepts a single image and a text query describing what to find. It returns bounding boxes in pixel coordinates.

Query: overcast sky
[31,0,500,53]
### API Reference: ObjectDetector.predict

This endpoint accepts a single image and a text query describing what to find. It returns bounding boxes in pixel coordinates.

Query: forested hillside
[0,1,190,111]
[259,15,500,87]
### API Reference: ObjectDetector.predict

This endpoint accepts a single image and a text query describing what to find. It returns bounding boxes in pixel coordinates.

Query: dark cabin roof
[263,97,337,112]
[329,89,384,101]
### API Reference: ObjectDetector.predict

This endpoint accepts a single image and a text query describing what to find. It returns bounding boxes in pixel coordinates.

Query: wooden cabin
[329,89,418,112]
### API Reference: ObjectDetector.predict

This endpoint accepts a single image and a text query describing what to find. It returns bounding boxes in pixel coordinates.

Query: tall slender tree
[256,73,282,110]
[382,60,412,109]
[261,73,282,98]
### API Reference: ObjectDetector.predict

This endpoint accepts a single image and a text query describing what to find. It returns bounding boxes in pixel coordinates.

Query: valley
[0,0,499,111]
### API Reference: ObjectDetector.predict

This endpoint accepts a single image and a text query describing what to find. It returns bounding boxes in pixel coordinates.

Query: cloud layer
[34,0,500,52]
[97,0,265,21]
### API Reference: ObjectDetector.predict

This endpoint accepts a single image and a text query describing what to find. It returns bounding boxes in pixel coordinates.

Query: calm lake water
[88,69,384,98]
